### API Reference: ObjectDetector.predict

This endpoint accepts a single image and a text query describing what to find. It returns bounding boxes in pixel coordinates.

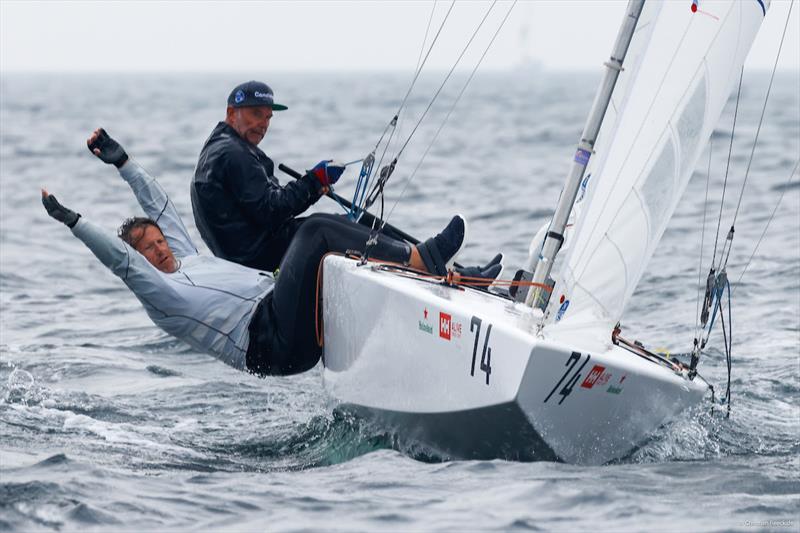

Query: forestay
[548,0,769,346]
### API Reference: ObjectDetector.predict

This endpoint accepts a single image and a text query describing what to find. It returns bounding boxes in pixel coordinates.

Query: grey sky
[1,1,797,72]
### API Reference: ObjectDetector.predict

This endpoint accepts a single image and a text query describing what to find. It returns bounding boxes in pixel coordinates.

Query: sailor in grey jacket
[44,156,273,372]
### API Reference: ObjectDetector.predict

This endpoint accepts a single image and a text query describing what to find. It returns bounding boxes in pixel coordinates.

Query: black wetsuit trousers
[246,213,412,376]
[256,215,415,273]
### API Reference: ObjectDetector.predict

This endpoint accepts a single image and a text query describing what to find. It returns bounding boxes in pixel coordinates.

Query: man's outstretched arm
[87,128,198,258]
[42,189,148,275]
[41,189,177,301]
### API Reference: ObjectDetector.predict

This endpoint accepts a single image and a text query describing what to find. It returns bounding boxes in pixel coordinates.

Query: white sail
[548,0,770,346]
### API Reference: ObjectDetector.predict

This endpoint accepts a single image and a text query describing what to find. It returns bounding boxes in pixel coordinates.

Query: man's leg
[250,213,412,375]
[251,217,306,272]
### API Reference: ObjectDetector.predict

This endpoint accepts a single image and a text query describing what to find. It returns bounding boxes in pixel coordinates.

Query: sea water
[1,71,798,531]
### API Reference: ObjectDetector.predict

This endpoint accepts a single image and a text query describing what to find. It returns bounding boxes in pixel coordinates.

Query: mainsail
[548,0,770,346]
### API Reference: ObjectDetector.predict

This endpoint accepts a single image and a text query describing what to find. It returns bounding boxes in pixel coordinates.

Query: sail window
[676,75,707,177]
[638,135,676,242]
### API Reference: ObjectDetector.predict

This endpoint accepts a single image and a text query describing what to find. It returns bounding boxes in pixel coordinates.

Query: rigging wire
[385,0,442,189]
[395,0,457,121]
[357,0,515,261]
[347,0,455,222]
[391,0,442,170]
[731,159,799,295]
[364,0,503,213]
[714,0,795,270]
[711,68,744,270]
[718,280,733,418]
[382,0,519,227]
[417,1,440,73]
[392,0,499,161]
[695,2,795,375]
[694,138,714,342]
[729,0,795,230]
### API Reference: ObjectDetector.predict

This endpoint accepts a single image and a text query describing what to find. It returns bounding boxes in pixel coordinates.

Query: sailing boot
[417,215,467,276]
[455,253,504,281]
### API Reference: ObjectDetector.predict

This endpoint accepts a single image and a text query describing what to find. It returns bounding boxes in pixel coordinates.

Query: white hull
[322,255,707,464]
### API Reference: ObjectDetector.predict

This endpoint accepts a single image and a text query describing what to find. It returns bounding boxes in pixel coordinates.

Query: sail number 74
[470,316,492,385]
[544,351,591,405]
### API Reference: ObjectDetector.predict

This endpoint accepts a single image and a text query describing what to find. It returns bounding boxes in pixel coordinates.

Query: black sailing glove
[42,191,80,228]
[87,128,128,168]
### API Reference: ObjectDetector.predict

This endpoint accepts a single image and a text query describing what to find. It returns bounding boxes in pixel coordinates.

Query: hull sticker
[581,365,611,389]
[556,299,570,322]
[607,374,627,395]
[419,308,433,334]
[439,312,451,340]
[469,316,492,385]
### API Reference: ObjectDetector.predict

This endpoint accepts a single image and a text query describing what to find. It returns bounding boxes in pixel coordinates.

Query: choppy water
[1,70,798,531]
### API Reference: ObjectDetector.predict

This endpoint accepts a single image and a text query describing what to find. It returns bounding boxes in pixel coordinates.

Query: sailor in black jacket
[191,81,328,272]
[191,80,504,282]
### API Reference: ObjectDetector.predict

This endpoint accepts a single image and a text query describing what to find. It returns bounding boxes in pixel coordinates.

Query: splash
[4,367,36,406]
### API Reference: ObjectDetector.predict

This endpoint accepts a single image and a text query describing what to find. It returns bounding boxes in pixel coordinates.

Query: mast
[526,0,645,310]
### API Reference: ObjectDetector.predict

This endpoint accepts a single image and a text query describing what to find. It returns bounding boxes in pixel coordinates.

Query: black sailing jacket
[191,122,322,271]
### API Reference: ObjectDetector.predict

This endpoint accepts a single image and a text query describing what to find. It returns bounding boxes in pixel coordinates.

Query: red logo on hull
[439,312,451,340]
[581,365,608,389]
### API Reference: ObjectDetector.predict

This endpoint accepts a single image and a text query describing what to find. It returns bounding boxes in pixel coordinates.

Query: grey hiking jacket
[70,159,275,370]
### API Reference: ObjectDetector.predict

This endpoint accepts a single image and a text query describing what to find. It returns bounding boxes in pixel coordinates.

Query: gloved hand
[87,128,129,168]
[41,190,80,228]
[309,160,345,187]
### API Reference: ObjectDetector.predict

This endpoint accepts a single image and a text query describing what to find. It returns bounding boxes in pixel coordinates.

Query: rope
[373,263,553,291]
[718,277,732,418]
[350,155,374,219]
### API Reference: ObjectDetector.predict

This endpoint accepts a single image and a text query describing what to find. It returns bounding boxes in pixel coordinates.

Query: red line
[698,8,720,21]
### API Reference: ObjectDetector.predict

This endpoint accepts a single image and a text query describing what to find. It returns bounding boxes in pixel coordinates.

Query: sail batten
[548,0,770,345]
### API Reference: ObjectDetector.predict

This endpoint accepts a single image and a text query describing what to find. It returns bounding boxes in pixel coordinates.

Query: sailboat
[319,0,771,464]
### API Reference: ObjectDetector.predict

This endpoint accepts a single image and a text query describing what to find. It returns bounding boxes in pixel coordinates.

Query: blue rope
[350,153,375,221]
[705,271,729,337]
[318,158,370,217]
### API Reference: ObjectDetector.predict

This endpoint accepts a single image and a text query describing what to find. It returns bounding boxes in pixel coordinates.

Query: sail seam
[602,233,629,319]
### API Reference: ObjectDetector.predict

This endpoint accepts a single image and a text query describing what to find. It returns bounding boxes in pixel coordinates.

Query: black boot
[455,253,504,281]
[416,215,467,275]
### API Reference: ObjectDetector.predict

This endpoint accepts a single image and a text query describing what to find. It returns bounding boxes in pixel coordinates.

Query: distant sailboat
[516,4,543,76]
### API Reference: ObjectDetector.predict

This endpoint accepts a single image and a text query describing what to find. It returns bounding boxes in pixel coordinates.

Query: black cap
[227,81,288,111]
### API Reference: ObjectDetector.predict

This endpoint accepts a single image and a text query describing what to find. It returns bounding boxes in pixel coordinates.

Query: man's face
[227,106,273,145]
[132,225,178,273]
